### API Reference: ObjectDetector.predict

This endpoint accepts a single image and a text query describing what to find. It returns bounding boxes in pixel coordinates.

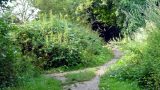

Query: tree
[80,0,124,41]
[76,0,147,41]
[0,0,8,4]
[9,0,40,23]
[0,0,40,23]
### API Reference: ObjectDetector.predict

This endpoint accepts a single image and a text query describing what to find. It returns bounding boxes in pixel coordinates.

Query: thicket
[15,15,112,70]
[100,0,160,89]
[0,0,113,89]
[104,31,160,89]
[0,18,38,88]
[0,18,17,88]
[3,0,158,89]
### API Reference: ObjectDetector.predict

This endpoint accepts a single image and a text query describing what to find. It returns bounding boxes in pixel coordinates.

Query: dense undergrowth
[1,0,160,89]
[0,0,113,88]
[100,30,160,89]
[0,15,113,89]
[100,1,160,90]
[15,15,113,70]
[0,18,39,88]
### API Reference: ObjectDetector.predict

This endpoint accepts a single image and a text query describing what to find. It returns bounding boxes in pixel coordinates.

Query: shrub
[34,45,82,69]
[102,30,160,89]
[0,18,38,88]
[99,1,160,89]
[0,18,19,88]
[139,30,160,89]
[16,15,112,70]
[16,20,82,69]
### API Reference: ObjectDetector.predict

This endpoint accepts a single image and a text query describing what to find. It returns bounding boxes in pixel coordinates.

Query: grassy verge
[99,42,142,90]
[64,70,96,85]
[5,76,62,90]
[100,76,141,90]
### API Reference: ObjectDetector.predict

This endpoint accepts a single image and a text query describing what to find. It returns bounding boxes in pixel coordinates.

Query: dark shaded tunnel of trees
[91,21,123,42]
[86,1,123,42]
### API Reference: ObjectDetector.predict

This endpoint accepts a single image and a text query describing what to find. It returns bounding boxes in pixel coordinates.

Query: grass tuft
[64,70,96,85]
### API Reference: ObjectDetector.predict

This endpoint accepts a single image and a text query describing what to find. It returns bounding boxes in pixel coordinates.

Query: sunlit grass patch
[64,70,96,85]
[100,76,141,90]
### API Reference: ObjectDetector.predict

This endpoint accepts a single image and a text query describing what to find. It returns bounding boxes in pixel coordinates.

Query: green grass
[5,76,62,90]
[64,70,96,85]
[99,43,142,90]
[100,76,141,90]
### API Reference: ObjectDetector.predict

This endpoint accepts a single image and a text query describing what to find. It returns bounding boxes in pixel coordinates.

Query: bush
[0,18,19,87]
[35,45,82,69]
[102,30,160,89]
[0,18,38,88]
[140,30,160,89]
[100,1,160,89]
[16,15,112,70]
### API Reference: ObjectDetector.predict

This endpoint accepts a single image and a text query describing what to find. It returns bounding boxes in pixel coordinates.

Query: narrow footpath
[47,46,123,90]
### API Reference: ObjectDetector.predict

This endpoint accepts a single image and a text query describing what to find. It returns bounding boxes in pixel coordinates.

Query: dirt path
[46,46,123,90]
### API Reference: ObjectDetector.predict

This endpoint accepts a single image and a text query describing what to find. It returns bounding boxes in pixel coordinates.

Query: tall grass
[5,76,62,90]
